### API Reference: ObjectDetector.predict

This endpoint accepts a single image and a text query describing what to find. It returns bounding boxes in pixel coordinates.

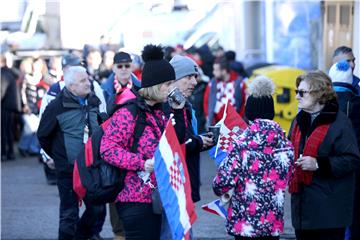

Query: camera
[168,88,186,106]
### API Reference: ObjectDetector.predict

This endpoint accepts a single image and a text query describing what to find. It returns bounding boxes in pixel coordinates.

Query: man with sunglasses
[101,51,140,104]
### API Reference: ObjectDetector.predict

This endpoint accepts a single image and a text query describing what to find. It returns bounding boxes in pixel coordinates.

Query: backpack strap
[130,105,147,153]
[103,93,147,153]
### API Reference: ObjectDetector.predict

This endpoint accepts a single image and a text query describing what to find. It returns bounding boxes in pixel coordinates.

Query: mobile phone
[168,88,185,105]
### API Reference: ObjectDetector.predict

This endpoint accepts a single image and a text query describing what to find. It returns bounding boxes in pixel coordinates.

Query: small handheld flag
[208,103,248,166]
[201,199,228,219]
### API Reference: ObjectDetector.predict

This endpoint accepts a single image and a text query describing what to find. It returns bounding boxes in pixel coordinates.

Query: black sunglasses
[117,64,131,69]
[295,89,315,97]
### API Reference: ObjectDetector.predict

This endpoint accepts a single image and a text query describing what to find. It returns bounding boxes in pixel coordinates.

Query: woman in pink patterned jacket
[100,45,185,240]
[213,76,294,240]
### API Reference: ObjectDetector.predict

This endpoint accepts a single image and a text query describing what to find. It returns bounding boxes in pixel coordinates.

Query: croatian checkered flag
[205,102,246,218]
[209,101,248,166]
[154,121,197,240]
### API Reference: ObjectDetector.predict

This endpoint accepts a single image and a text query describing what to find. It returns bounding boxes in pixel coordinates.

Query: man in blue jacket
[101,51,140,105]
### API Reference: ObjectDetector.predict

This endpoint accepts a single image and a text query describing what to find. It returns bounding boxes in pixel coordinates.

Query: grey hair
[63,66,87,87]
[247,75,275,97]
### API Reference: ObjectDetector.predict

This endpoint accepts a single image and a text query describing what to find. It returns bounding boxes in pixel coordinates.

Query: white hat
[329,60,352,84]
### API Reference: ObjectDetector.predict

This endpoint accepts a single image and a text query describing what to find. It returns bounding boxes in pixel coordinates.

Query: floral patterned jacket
[213,119,294,237]
[100,103,167,203]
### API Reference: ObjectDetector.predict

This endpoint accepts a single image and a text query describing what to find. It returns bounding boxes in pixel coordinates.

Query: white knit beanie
[329,60,353,84]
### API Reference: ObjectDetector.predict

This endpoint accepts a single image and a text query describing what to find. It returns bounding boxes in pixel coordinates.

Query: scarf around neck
[114,75,133,94]
[288,121,330,193]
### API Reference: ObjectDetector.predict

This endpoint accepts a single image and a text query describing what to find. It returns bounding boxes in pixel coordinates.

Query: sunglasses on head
[295,89,316,97]
[117,64,131,69]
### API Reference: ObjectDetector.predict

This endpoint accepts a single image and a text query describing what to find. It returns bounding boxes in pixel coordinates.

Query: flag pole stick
[223,99,228,121]
[214,99,229,158]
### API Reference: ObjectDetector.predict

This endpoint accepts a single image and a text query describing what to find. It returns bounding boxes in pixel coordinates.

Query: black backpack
[73,99,146,205]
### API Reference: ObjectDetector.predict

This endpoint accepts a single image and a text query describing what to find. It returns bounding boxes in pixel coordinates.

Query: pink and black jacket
[213,119,294,237]
[100,90,186,204]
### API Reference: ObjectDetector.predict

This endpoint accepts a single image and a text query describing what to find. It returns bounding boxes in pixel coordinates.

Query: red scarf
[114,76,133,94]
[288,122,330,193]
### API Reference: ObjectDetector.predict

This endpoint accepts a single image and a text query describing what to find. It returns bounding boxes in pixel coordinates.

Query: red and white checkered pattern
[214,81,236,114]
[219,131,238,151]
[169,159,182,191]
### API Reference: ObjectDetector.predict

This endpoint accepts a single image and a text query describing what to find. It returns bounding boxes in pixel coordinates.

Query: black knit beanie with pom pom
[141,44,175,88]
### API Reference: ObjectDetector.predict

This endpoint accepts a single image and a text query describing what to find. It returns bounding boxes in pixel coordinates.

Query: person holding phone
[158,55,214,240]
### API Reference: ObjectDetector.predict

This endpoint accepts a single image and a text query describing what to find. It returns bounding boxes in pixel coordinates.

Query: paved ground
[1,151,295,239]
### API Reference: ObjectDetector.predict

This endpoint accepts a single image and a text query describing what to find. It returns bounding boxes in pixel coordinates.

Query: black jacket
[37,88,101,176]
[1,66,20,112]
[334,82,360,150]
[189,81,207,134]
[290,101,360,229]
[164,102,207,202]
[334,82,360,238]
